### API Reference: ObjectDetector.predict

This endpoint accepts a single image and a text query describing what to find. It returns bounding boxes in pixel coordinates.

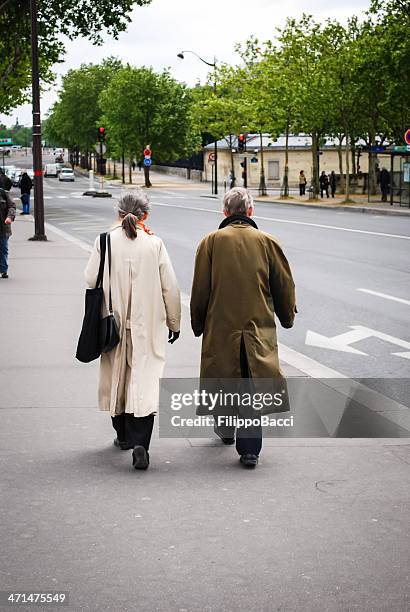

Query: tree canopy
[0,0,152,114]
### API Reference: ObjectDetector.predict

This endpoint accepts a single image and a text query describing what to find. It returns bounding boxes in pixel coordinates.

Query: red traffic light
[238,134,245,141]
[98,127,105,134]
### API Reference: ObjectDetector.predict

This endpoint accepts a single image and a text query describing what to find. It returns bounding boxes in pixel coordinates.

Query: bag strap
[107,233,113,314]
[96,232,107,288]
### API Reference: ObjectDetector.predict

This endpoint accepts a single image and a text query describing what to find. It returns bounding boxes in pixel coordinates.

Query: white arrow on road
[305,325,410,359]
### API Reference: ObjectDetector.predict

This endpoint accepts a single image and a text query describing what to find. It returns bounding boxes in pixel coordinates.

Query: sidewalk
[1,218,409,611]
[255,193,410,216]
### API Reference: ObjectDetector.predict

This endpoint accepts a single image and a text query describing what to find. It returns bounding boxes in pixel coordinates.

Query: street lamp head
[177,53,184,60]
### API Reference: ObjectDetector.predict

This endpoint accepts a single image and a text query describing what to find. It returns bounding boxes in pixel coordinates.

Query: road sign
[94,143,106,155]
[0,138,12,146]
[144,147,151,158]
[369,145,386,153]
[404,129,410,145]
[144,158,152,167]
[393,145,410,152]
[208,153,215,162]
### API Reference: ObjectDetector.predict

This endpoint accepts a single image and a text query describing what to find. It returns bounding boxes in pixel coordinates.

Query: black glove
[168,330,180,344]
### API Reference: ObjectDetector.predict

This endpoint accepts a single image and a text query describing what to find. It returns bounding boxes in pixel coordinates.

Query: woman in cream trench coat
[84,190,181,469]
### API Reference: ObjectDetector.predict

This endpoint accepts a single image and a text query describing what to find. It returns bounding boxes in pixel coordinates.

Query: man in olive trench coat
[190,187,296,468]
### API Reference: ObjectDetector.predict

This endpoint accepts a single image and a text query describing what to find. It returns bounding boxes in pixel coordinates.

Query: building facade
[203,134,370,188]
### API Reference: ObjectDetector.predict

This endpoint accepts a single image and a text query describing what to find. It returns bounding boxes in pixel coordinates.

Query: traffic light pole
[29,0,47,241]
[99,141,104,193]
[243,157,248,189]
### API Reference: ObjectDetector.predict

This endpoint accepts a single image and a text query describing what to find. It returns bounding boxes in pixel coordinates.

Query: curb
[254,198,410,217]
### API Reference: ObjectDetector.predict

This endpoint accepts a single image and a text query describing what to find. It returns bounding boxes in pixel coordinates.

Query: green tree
[190,67,251,187]
[44,59,123,167]
[0,0,152,114]
[99,66,201,187]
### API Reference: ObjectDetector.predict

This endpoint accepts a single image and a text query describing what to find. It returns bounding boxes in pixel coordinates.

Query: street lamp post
[29,0,46,241]
[177,50,218,195]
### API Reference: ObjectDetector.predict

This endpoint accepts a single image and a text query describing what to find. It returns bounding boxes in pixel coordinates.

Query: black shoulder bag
[76,232,120,363]
[100,233,120,353]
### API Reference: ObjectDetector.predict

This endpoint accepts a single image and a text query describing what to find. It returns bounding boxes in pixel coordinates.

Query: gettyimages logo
[169,388,285,412]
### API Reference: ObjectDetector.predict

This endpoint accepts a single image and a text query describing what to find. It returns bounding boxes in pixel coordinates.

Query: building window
[268,160,280,180]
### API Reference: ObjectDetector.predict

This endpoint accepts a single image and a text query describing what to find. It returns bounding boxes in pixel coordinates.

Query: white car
[58,168,75,182]
[44,163,58,177]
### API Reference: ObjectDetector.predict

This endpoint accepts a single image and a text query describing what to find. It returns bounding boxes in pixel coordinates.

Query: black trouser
[320,186,329,198]
[111,413,154,451]
[299,184,306,196]
[214,337,262,457]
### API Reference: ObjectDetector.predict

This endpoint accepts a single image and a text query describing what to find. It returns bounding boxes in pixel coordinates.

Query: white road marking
[306,329,369,355]
[357,288,410,306]
[150,201,410,240]
[306,325,410,359]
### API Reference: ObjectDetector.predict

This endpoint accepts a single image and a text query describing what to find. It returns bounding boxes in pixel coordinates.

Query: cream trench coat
[85,225,181,417]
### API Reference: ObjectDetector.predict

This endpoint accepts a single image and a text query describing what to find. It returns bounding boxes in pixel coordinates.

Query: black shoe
[240,454,259,468]
[214,427,235,445]
[132,445,149,470]
[1,273,8,279]
[113,437,133,451]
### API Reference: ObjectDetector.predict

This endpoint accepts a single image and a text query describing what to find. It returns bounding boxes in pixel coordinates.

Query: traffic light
[97,127,106,142]
[238,133,246,153]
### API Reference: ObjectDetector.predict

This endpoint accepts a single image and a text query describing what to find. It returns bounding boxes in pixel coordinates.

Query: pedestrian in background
[137,160,142,172]
[0,170,12,192]
[329,171,337,198]
[319,171,330,198]
[380,167,390,202]
[0,186,16,279]
[84,190,181,470]
[20,172,33,215]
[299,170,307,196]
[191,187,297,468]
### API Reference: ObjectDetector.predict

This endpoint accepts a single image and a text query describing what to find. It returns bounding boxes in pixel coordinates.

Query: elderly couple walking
[85,187,296,470]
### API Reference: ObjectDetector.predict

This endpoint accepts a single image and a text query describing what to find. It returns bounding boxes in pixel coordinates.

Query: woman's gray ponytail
[122,212,138,240]
[117,190,150,240]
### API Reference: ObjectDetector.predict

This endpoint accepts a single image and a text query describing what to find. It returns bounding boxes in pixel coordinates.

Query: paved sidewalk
[1,218,409,612]
[254,194,410,216]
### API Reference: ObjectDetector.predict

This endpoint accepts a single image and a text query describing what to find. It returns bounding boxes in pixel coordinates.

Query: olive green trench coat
[190,219,296,410]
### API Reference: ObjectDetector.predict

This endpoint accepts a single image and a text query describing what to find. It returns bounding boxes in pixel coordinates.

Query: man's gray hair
[223,187,254,215]
[117,189,150,221]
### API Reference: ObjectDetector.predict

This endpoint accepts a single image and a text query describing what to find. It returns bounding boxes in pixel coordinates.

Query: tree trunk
[338,140,345,193]
[344,133,350,201]
[129,162,132,184]
[258,131,267,196]
[351,142,356,179]
[122,150,125,184]
[283,122,289,197]
[311,131,320,198]
[368,132,378,196]
[229,135,236,187]
[144,165,152,188]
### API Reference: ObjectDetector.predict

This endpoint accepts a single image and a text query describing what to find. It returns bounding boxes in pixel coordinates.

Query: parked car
[44,163,58,177]
[58,168,75,182]
[12,169,23,187]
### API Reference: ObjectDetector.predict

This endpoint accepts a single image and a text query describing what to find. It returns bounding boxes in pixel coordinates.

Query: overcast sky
[1,0,370,127]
